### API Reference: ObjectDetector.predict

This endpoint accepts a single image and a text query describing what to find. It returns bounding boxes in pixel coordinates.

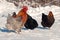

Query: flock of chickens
[6,6,55,33]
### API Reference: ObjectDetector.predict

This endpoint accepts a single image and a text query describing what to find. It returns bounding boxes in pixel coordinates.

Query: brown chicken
[12,6,28,26]
[41,11,55,29]
[16,6,28,26]
[48,11,55,25]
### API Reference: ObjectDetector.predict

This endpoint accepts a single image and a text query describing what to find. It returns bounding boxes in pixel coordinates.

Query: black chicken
[24,14,38,30]
[41,11,55,29]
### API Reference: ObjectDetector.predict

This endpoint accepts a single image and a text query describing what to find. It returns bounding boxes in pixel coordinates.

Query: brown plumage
[41,11,55,29]
[16,6,28,26]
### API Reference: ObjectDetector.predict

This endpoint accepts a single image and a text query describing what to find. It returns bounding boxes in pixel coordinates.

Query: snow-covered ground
[0,0,60,40]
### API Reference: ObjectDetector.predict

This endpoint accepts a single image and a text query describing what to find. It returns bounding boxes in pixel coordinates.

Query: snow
[0,0,60,40]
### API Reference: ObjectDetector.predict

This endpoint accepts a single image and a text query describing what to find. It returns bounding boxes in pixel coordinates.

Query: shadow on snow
[0,27,15,32]
[0,26,49,33]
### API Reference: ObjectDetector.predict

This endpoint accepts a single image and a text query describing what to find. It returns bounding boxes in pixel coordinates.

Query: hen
[41,11,55,29]
[24,14,38,30]
[6,14,22,33]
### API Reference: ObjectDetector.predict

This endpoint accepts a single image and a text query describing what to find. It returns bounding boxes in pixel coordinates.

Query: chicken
[24,14,38,30]
[6,14,22,33]
[48,11,55,25]
[41,11,55,29]
[16,6,28,26]
[6,6,28,33]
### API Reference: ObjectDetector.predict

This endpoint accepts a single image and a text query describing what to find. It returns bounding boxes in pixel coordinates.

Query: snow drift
[0,0,60,40]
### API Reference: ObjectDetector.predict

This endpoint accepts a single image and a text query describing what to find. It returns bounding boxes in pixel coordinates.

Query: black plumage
[24,14,38,30]
[41,11,55,28]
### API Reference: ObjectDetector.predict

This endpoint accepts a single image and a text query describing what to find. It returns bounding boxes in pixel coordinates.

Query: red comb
[22,6,28,9]
[22,6,28,12]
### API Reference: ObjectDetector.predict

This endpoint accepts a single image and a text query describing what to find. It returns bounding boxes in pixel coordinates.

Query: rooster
[6,6,28,33]
[41,11,55,29]
[16,6,28,26]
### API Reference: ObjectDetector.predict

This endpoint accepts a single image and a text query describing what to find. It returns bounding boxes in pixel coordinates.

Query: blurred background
[6,0,60,8]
